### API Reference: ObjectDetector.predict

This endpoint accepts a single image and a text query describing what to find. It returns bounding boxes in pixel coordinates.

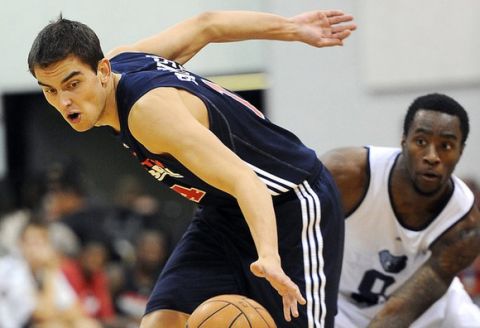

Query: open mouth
[421,172,440,181]
[67,112,80,122]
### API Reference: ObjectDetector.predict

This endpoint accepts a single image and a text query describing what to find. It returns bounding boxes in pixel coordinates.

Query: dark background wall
[2,89,264,241]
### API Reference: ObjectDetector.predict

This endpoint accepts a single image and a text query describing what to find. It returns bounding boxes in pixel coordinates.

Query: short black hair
[28,15,104,76]
[403,93,469,144]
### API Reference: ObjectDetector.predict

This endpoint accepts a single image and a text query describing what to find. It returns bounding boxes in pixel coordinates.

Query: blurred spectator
[115,229,170,325]
[62,240,116,325]
[0,208,79,261]
[42,161,145,263]
[0,172,47,254]
[114,175,160,220]
[0,242,36,328]
[0,209,31,254]
[106,175,165,263]
[19,219,101,327]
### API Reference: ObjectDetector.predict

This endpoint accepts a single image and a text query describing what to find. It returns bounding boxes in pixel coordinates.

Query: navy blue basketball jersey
[110,52,322,206]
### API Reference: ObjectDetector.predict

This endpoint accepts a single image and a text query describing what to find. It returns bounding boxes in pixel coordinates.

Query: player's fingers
[322,10,346,17]
[315,38,343,47]
[333,30,352,41]
[331,23,357,34]
[328,14,354,25]
[295,287,306,305]
[283,297,292,322]
[290,297,300,318]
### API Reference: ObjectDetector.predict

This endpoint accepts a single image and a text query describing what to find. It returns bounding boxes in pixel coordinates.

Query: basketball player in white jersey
[320,93,480,327]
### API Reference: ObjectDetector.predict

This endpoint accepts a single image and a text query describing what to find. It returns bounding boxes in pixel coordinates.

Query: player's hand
[290,10,357,47]
[250,256,306,322]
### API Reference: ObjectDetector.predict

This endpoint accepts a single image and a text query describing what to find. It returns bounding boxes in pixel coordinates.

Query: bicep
[107,14,210,64]
[429,207,480,281]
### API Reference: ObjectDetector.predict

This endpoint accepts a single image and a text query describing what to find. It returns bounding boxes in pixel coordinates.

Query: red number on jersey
[170,184,206,203]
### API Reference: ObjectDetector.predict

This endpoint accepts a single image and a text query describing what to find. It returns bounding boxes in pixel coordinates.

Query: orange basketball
[186,294,277,328]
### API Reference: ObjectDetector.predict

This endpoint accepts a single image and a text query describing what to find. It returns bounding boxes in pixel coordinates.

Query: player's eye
[415,138,426,146]
[44,88,57,95]
[68,81,80,89]
[441,142,452,150]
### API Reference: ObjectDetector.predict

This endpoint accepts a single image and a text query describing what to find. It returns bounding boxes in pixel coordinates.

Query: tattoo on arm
[369,209,480,328]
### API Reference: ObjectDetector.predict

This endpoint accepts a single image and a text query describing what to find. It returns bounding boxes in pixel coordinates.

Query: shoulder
[320,146,368,181]
[320,147,369,215]
[106,46,139,60]
[128,87,179,128]
[127,87,189,153]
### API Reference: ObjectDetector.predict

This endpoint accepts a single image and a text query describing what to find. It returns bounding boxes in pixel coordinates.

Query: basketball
[186,294,277,328]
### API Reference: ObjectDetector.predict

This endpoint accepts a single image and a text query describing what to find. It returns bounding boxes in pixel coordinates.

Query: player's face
[402,110,464,195]
[34,55,108,132]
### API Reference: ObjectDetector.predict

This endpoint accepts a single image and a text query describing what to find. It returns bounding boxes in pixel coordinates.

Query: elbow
[196,11,223,42]
[233,170,269,198]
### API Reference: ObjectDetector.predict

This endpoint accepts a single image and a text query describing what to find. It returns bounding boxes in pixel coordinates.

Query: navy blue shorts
[145,165,344,327]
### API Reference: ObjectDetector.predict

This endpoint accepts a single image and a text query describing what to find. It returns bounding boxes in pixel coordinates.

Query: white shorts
[336,277,480,328]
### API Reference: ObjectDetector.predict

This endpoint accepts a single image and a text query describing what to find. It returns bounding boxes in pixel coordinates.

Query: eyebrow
[414,127,458,140]
[37,71,82,87]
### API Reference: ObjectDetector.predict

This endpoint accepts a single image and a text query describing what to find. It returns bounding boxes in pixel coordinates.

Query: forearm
[202,11,297,43]
[369,266,449,328]
[234,173,279,259]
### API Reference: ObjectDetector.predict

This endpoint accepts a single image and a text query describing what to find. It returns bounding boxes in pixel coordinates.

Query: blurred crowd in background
[0,160,176,328]
[0,160,479,328]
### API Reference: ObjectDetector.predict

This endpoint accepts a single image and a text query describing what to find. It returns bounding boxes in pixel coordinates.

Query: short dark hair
[28,15,104,76]
[403,93,469,144]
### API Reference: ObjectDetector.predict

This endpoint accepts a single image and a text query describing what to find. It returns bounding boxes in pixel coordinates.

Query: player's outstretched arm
[107,10,356,64]
[368,206,480,328]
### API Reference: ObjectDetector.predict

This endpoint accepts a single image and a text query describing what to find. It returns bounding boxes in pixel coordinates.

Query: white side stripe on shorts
[245,162,297,195]
[295,181,326,328]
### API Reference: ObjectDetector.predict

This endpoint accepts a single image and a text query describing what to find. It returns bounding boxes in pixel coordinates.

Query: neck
[96,73,121,132]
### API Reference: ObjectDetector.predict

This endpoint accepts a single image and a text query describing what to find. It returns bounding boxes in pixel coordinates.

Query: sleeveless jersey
[110,52,321,206]
[337,146,474,322]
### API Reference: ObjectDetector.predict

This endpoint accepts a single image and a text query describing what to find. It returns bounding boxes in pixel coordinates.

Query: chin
[70,123,92,132]
[413,183,442,196]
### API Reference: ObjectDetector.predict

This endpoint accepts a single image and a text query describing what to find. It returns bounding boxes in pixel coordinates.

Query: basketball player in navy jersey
[28,10,356,327]
[320,94,480,327]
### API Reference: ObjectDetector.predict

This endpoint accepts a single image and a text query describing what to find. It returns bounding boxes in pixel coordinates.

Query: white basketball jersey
[337,146,474,326]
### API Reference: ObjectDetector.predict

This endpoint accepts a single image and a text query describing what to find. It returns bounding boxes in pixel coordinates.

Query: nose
[423,145,440,166]
[59,91,72,108]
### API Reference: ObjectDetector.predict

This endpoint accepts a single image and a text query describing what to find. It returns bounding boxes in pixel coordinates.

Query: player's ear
[97,58,111,85]
[401,136,406,149]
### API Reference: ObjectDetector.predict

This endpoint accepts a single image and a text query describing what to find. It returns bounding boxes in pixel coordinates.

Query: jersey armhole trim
[345,146,371,218]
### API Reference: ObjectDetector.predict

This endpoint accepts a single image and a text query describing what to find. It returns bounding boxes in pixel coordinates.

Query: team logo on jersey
[378,250,407,273]
[141,158,183,181]
[145,55,198,85]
